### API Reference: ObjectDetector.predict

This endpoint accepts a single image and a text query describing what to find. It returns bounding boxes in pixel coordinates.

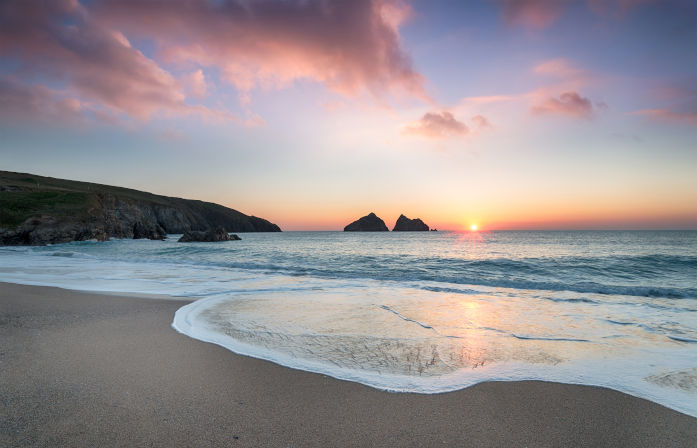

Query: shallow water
[1,231,696,416]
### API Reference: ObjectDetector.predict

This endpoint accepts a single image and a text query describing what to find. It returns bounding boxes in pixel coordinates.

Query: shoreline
[2,281,696,446]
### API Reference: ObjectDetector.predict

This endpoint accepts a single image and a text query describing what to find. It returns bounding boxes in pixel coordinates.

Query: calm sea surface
[1,231,696,415]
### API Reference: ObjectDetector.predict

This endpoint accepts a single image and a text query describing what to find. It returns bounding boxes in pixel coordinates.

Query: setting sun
[470,224,478,231]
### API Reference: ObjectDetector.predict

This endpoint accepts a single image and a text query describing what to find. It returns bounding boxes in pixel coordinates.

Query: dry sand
[1,281,695,447]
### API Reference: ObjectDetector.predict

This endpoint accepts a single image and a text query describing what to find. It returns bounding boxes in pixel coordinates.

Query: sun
[470,224,478,231]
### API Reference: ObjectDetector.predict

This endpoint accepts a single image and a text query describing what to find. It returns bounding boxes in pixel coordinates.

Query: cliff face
[344,212,389,231]
[392,214,429,231]
[0,171,281,245]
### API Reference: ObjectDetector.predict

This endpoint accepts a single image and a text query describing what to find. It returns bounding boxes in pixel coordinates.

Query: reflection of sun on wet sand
[186,284,695,413]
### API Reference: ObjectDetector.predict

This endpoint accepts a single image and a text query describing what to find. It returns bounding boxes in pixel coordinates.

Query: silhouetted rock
[344,212,388,231]
[392,214,429,231]
[178,227,240,242]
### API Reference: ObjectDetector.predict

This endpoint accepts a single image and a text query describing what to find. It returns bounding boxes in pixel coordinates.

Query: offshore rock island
[0,171,280,245]
[344,212,431,232]
[392,214,430,231]
[343,212,389,231]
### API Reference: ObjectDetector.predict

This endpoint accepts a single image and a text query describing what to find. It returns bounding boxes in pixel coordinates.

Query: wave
[199,259,697,300]
[376,305,438,332]
[374,310,593,344]
[510,334,590,342]
[420,286,479,295]
[19,237,697,300]
[667,335,697,343]
[172,294,697,417]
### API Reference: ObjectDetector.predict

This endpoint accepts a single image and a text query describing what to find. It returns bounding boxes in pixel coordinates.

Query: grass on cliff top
[0,171,171,204]
[0,191,91,229]
[0,170,258,231]
[0,170,168,230]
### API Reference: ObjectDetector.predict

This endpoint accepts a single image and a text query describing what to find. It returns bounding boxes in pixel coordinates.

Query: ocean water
[1,231,696,416]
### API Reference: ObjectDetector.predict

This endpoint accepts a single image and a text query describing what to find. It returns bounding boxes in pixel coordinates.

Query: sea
[1,230,696,416]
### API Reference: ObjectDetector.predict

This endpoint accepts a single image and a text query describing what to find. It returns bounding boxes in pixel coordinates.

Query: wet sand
[1,282,695,447]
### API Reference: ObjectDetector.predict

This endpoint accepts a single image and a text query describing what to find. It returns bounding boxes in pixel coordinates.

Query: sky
[0,0,695,231]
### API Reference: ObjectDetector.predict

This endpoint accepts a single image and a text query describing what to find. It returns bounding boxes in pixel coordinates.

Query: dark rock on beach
[133,221,167,240]
[178,227,240,242]
[344,212,389,231]
[392,214,429,231]
[0,170,281,245]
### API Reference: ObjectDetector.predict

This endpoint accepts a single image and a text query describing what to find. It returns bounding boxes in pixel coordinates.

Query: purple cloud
[404,111,469,138]
[531,91,595,119]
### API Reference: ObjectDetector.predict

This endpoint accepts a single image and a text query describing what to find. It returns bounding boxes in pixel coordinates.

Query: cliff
[392,214,429,231]
[0,171,281,245]
[344,212,389,231]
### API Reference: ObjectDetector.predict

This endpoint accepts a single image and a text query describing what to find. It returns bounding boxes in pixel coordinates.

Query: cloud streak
[500,0,654,29]
[634,108,697,126]
[534,59,588,81]
[0,0,233,124]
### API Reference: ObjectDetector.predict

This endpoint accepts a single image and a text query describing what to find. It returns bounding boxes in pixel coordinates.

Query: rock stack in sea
[343,213,389,231]
[392,214,430,231]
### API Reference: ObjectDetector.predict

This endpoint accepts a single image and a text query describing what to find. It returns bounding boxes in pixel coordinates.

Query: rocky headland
[0,171,280,245]
[392,214,430,231]
[343,212,389,231]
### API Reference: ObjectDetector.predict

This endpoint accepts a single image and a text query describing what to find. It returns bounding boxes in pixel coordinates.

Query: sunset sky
[1,0,695,230]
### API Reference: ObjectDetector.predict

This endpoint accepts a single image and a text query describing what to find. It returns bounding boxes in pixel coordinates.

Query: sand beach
[2,282,695,447]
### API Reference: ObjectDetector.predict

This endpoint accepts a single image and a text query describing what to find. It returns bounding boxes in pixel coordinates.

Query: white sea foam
[171,285,697,417]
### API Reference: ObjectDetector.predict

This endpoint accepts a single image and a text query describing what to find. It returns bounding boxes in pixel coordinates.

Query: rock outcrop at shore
[133,221,167,240]
[392,214,430,231]
[0,171,281,246]
[344,212,389,231]
[178,227,240,242]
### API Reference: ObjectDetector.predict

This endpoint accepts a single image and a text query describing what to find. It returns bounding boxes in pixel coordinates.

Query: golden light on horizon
[470,224,478,231]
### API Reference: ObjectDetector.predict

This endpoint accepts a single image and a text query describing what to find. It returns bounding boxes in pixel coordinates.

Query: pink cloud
[633,108,697,126]
[185,69,207,98]
[95,0,428,102]
[0,1,238,124]
[634,81,696,125]
[404,111,469,138]
[501,0,651,28]
[531,91,595,119]
[461,95,516,104]
[534,59,586,80]
[0,78,85,124]
[500,0,567,29]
